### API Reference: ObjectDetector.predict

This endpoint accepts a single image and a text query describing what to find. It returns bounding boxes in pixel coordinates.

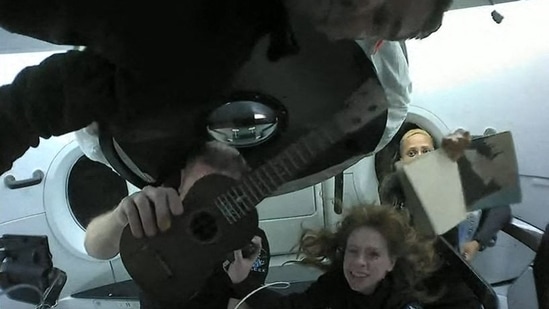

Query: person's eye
[422,147,433,154]
[346,248,359,255]
[407,150,417,157]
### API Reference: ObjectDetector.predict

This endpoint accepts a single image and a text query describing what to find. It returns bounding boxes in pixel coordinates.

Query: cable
[233,281,291,309]
[0,283,43,303]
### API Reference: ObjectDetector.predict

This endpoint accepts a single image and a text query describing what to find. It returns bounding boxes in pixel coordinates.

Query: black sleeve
[139,266,235,309]
[0,49,118,174]
[473,205,512,248]
[232,272,334,309]
[0,0,131,46]
[0,0,72,44]
[533,223,549,307]
[181,267,236,309]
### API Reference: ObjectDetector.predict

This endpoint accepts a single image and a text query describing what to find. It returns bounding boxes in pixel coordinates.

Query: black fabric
[533,223,549,309]
[422,238,485,309]
[233,269,420,309]
[422,263,482,309]
[0,0,289,175]
[0,0,287,72]
[0,50,118,174]
[0,0,387,192]
[473,205,511,249]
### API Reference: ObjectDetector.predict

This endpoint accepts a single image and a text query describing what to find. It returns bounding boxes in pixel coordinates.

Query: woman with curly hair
[229,205,442,309]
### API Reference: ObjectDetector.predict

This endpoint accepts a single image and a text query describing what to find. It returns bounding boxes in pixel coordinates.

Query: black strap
[333,172,344,214]
[533,223,549,308]
[399,41,409,64]
[98,124,154,189]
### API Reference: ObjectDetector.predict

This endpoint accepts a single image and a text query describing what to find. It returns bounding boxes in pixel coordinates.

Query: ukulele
[119,77,388,302]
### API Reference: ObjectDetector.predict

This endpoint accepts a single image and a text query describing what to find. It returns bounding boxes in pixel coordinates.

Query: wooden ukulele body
[120,174,258,302]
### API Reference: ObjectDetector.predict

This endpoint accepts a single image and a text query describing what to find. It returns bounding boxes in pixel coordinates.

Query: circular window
[67,156,129,229]
[374,106,449,182]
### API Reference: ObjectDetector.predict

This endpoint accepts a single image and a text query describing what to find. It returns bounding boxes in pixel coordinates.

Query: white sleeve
[74,121,112,167]
[355,39,412,153]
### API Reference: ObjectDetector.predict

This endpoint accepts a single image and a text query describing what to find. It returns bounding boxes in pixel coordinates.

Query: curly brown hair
[295,205,441,302]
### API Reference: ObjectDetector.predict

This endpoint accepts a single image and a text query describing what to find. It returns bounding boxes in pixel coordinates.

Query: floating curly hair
[295,205,442,303]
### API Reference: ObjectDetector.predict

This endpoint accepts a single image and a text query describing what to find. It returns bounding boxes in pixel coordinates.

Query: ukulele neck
[215,124,339,224]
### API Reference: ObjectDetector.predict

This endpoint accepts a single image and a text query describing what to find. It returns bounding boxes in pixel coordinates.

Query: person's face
[291,0,438,40]
[400,133,435,164]
[176,141,250,201]
[343,226,395,295]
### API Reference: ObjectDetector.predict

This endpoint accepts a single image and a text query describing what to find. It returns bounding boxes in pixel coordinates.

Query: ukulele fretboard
[215,125,339,224]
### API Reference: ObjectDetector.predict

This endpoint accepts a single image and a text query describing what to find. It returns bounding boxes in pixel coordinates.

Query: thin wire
[234,281,291,309]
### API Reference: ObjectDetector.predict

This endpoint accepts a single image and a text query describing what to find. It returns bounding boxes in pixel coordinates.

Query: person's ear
[336,247,344,259]
[388,256,396,272]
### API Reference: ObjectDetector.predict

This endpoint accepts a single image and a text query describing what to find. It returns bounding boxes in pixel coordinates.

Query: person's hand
[226,236,262,284]
[462,240,481,262]
[441,129,472,161]
[113,186,183,238]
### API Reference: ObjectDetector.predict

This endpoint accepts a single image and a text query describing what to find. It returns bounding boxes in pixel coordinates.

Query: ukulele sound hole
[189,211,218,243]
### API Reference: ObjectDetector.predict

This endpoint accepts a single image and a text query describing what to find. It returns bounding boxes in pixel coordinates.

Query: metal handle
[333,172,344,215]
[502,219,544,252]
[4,170,44,189]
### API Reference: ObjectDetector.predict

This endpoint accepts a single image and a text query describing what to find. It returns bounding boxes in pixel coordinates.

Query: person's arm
[473,205,512,249]
[0,0,125,47]
[0,49,118,174]
[84,208,126,259]
[84,186,182,259]
[0,0,83,45]
[461,205,512,261]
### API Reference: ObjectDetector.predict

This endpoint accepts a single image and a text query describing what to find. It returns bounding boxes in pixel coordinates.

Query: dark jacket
[0,0,389,188]
[534,223,549,309]
[232,269,422,309]
[0,0,293,177]
[472,206,512,249]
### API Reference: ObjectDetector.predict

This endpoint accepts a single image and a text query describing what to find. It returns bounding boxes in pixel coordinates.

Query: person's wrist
[111,207,128,228]
[232,275,259,299]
